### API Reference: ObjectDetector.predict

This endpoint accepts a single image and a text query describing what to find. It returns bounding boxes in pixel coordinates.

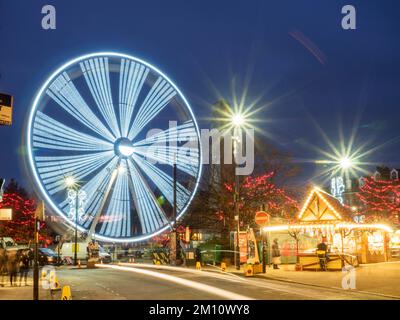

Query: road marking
[96,264,253,300]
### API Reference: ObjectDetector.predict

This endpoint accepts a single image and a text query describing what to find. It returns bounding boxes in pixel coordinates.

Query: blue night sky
[1,0,400,186]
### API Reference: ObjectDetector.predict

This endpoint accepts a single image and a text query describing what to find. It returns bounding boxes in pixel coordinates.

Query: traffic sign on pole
[255,211,270,226]
[255,211,270,274]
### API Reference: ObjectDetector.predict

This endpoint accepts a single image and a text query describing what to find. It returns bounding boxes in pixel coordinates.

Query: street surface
[45,263,398,300]
[2,262,400,300]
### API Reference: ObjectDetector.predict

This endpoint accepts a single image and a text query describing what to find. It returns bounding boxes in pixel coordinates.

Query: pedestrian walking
[19,250,30,286]
[272,238,281,270]
[0,248,7,287]
[7,250,20,286]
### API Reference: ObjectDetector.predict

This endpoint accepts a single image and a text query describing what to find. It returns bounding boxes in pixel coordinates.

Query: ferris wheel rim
[26,51,203,242]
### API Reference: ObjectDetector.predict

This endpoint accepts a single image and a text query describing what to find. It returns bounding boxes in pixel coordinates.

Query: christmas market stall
[263,187,393,271]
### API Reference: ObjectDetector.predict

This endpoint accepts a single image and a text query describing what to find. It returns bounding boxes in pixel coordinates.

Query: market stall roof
[262,186,394,234]
[297,187,352,223]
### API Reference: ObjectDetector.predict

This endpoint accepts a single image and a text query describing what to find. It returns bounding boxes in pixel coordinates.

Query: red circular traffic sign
[255,211,270,226]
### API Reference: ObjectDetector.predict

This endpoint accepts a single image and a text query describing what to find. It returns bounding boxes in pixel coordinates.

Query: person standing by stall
[272,238,281,269]
[317,237,329,270]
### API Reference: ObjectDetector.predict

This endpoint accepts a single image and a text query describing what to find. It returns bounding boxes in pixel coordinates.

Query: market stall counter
[298,252,358,271]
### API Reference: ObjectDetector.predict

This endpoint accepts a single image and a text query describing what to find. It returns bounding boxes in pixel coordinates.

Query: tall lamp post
[65,176,86,266]
[231,113,245,270]
[214,99,251,271]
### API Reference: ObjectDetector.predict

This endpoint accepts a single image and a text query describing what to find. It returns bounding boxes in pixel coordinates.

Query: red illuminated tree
[357,176,400,226]
[0,179,53,245]
[224,171,299,226]
[186,170,299,239]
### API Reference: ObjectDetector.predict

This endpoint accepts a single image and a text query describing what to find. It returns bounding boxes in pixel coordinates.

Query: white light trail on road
[96,264,253,300]
[118,262,244,283]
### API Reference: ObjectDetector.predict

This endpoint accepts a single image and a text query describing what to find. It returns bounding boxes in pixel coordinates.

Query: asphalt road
[51,264,396,300]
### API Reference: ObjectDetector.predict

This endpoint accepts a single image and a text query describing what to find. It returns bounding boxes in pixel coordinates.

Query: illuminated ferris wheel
[27,52,202,242]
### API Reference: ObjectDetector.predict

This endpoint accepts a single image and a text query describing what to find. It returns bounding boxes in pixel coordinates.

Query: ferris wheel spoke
[131,154,191,213]
[46,72,115,142]
[80,58,121,138]
[36,152,115,195]
[128,77,177,140]
[133,121,198,147]
[100,166,131,237]
[127,159,169,234]
[79,157,120,229]
[33,112,113,152]
[133,145,199,177]
[119,59,149,137]
[132,121,199,176]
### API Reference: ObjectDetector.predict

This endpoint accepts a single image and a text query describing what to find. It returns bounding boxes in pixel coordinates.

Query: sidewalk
[206,262,400,298]
[0,267,74,300]
[0,278,55,300]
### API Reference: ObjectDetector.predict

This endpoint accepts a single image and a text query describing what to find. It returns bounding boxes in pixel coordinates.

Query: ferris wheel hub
[115,137,135,157]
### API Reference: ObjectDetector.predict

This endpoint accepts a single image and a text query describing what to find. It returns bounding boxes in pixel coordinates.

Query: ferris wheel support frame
[89,166,119,239]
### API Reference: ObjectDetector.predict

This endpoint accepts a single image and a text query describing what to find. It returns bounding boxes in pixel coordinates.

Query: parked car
[38,247,61,266]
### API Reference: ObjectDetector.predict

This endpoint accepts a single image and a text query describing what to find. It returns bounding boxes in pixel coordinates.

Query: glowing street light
[231,113,245,127]
[339,156,353,170]
[65,176,76,188]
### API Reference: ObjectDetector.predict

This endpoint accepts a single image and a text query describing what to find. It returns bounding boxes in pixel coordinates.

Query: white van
[59,241,111,264]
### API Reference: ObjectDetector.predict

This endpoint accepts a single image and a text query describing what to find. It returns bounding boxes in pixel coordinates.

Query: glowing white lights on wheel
[27,52,202,242]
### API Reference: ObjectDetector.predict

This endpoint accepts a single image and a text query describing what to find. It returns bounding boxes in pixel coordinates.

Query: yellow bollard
[244,264,254,277]
[196,261,201,270]
[61,285,72,300]
[221,262,226,272]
